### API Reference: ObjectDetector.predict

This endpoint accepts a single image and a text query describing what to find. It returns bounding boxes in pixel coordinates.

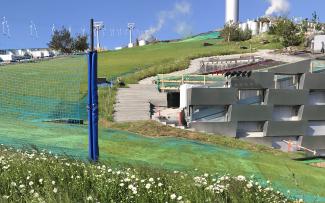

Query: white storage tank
[240,22,248,31]
[225,0,239,24]
[249,21,259,35]
[261,23,270,33]
[128,43,134,48]
[139,40,147,47]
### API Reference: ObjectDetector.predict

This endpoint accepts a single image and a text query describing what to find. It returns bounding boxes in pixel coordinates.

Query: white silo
[225,0,239,24]
[249,21,259,35]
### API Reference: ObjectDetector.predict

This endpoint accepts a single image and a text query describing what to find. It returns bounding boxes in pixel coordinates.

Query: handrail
[193,110,227,121]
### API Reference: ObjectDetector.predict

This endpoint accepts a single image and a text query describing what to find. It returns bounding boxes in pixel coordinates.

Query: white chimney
[225,0,239,24]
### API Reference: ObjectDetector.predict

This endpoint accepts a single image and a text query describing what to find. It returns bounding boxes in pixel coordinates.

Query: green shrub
[220,23,252,42]
[268,18,304,47]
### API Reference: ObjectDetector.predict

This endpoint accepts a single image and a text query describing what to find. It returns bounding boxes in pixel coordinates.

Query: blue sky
[0,0,324,49]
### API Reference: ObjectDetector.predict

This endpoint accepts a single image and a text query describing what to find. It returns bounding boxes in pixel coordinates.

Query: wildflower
[204,173,209,177]
[52,181,56,185]
[19,184,25,189]
[29,181,34,186]
[10,182,16,187]
[34,193,39,198]
[145,183,151,189]
[170,194,177,200]
[39,179,43,184]
[2,195,9,199]
[29,189,35,194]
[149,178,154,182]
[119,183,124,187]
[177,196,183,201]
[107,168,112,173]
[158,183,163,187]
[86,196,93,201]
[236,175,246,181]
[246,182,253,189]
[53,188,58,193]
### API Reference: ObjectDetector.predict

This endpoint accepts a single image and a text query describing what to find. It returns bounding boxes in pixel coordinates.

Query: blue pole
[91,51,99,161]
[88,51,94,161]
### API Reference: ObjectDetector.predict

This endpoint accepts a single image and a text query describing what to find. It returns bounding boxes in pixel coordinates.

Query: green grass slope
[2,35,323,201]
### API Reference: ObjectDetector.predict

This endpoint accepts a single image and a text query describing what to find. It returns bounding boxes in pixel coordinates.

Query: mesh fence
[0,67,86,122]
[0,56,88,155]
[0,56,324,201]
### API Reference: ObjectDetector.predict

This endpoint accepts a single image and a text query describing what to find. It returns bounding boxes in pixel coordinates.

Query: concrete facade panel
[265,121,307,136]
[187,88,237,106]
[229,105,273,121]
[265,89,308,105]
[300,73,325,90]
[267,60,311,74]
[230,72,274,89]
[302,105,325,120]
[301,136,325,154]
[189,122,237,137]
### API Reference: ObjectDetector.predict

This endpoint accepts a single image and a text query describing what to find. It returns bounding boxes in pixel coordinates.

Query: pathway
[114,84,166,122]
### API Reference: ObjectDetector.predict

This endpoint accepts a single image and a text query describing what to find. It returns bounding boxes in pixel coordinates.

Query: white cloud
[265,0,290,16]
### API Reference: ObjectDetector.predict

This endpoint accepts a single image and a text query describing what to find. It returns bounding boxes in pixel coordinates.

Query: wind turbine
[6,24,10,38]
[30,21,38,39]
[127,23,135,48]
[2,17,6,35]
[81,27,86,36]
[93,21,104,51]
[2,16,10,37]
[51,24,55,35]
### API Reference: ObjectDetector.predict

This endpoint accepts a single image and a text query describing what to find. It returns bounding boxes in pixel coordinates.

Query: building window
[274,74,300,90]
[236,121,265,138]
[191,105,228,122]
[237,90,264,105]
[272,106,301,121]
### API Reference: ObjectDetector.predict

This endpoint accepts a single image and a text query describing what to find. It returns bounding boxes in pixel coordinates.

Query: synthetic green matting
[180,31,221,42]
[156,74,226,91]
[0,55,325,202]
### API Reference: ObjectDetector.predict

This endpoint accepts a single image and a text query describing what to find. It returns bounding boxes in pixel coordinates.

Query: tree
[48,27,74,53]
[220,23,252,42]
[73,35,89,52]
[312,11,322,31]
[268,18,303,47]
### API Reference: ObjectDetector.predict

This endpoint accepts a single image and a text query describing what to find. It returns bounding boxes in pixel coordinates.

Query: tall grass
[0,145,296,203]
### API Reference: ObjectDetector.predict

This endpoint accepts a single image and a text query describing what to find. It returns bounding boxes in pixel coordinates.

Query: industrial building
[0,48,57,63]
[182,58,325,155]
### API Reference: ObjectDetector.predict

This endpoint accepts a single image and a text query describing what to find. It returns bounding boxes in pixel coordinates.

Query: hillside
[2,35,324,202]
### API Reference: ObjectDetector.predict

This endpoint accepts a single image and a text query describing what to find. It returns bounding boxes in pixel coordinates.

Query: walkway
[114,84,166,122]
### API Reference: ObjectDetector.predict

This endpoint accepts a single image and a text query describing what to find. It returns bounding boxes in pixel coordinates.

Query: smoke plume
[140,1,191,41]
[265,0,290,16]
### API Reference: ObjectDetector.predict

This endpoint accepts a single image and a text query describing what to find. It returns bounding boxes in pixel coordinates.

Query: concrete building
[0,50,13,62]
[183,58,325,155]
[312,35,325,53]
